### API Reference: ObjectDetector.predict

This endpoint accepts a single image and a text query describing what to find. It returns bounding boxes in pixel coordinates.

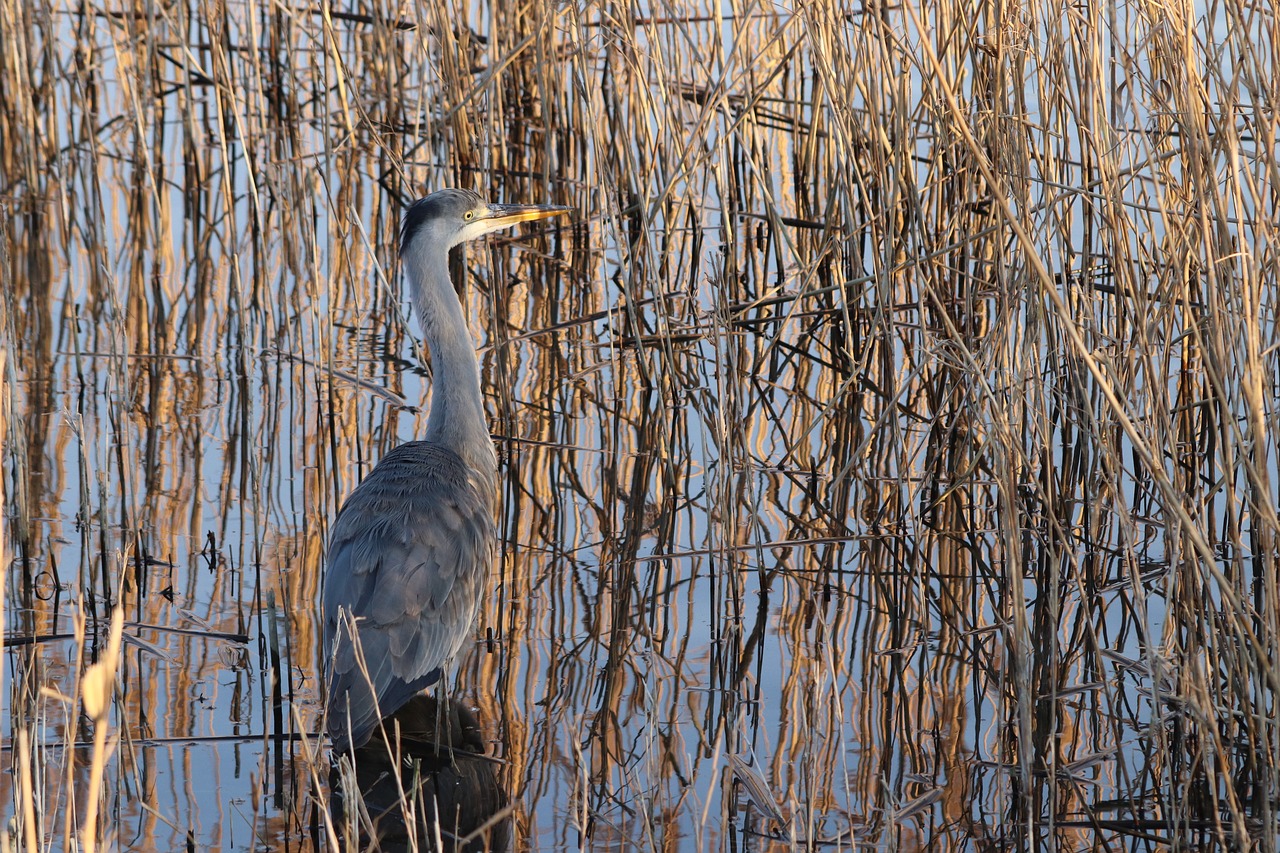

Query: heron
[322,188,569,754]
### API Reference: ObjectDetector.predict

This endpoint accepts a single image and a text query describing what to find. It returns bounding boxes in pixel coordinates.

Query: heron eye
[464,211,475,221]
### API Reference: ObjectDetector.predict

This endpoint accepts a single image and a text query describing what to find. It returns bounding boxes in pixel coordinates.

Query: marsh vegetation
[2,0,1278,849]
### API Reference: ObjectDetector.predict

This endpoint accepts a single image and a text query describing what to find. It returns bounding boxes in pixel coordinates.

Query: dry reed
[0,0,1277,850]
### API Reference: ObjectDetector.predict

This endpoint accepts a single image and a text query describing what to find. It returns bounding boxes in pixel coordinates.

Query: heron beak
[481,203,572,229]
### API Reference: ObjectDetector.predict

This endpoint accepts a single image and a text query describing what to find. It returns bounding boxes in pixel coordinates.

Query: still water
[4,1,1278,851]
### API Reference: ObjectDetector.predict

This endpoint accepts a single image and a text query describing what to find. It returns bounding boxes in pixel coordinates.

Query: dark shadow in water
[330,696,509,853]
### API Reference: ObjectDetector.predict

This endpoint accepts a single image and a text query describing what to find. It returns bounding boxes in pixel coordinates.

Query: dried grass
[1,0,1277,850]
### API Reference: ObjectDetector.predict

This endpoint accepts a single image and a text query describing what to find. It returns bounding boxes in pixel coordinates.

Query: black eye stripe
[398,189,483,255]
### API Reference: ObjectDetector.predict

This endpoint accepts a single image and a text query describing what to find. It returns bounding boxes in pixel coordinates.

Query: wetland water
[3,1,1279,850]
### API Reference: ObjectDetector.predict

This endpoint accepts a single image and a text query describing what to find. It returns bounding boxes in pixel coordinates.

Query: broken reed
[1,0,1277,849]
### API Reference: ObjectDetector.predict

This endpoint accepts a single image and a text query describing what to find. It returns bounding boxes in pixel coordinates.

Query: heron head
[400,188,570,255]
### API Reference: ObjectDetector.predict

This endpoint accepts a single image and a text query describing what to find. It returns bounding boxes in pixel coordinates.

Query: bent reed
[1,0,1276,850]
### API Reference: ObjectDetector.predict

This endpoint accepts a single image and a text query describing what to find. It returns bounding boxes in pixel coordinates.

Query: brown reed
[0,0,1276,850]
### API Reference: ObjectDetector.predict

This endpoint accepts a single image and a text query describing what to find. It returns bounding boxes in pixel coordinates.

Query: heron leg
[433,677,455,766]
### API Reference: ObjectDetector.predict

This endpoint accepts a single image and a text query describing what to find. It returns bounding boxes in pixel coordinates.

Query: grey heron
[323,188,569,753]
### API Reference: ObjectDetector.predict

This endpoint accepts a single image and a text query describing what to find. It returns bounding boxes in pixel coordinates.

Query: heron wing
[321,441,496,752]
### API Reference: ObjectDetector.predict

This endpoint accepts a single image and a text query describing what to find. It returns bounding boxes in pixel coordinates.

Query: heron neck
[407,250,498,479]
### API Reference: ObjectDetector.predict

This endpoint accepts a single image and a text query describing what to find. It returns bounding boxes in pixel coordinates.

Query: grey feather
[323,442,496,753]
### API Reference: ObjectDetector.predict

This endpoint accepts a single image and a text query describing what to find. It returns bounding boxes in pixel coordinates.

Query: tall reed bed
[0,0,1276,849]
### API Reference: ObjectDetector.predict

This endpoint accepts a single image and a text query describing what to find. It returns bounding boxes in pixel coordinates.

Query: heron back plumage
[322,441,496,752]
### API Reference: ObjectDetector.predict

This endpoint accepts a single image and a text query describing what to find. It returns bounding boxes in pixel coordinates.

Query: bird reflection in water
[329,694,510,853]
